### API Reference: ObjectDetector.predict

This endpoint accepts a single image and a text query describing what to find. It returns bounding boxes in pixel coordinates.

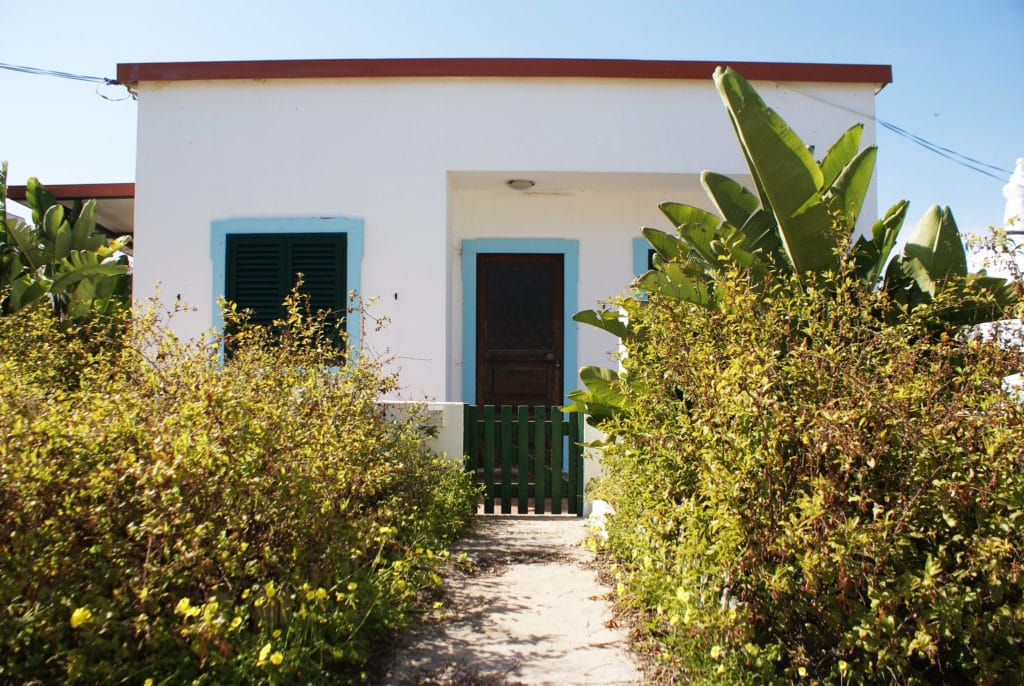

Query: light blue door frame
[461,238,579,405]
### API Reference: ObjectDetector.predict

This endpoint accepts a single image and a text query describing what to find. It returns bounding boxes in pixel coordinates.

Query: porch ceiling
[447,171,704,195]
[5,183,134,238]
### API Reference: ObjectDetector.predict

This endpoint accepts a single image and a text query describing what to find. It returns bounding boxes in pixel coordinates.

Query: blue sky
[2,0,1021,235]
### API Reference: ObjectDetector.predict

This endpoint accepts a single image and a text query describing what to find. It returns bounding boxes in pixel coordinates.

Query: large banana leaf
[572,309,633,339]
[45,204,72,263]
[658,202,722,267]
[739,208,784,262]
[25,177,57,228]
[563,365,631,425]
[8,273,49,311]
[827,146,877,227]
[701,171,759,229]
[714,68,822,214]
[70,200,104,251]
[635,264,713,306]
[891,256,938,299]
[641,227,686,263]
[902,205,967,283]
[50,251,129,294]
[819,124,863,189]
[914,274,1018,327]
[852,200,908,287]
[4,217,50,270]
[713,67,838,276]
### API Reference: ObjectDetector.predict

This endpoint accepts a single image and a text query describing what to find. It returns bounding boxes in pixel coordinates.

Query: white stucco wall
[132,75,878,401]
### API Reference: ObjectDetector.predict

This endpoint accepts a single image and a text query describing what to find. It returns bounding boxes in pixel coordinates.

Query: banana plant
[567,68,1018,425]
[1,162,131,320]
[635,68,1015,316]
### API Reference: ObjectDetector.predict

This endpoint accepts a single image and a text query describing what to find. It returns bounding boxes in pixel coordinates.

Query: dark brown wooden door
[476,253,563,407]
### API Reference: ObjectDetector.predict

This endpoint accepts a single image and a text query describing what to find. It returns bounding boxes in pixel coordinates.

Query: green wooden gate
[463,405,584,516]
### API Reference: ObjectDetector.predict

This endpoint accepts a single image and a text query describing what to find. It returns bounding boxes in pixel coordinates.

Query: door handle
[545,353,555,361]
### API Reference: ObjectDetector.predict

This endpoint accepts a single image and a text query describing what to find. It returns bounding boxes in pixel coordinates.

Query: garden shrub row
[595,269,1024,684]
[0,299,478,683]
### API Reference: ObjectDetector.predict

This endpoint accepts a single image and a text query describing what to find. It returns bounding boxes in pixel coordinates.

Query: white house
[116,58,891,407]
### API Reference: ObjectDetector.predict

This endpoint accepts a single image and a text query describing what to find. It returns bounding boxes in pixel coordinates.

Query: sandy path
[379,515,642,685]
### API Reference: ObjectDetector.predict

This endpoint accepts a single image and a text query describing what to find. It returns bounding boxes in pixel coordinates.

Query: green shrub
[597,266,1024,684]
[0,296,477,684]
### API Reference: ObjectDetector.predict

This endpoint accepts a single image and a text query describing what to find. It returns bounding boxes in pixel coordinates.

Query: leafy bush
[0,296,477,683]
[596,263,1024,684]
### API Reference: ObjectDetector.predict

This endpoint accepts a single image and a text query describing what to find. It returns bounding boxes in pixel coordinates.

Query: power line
[2,60,1016,182]
[1,62,131,101]
[876,120,1009,182]
[782,84,1014,183]
[0,61,115,84]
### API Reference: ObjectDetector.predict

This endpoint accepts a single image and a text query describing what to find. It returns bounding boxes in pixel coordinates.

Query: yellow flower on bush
[257,642,272,666]
[264,581,276,599]
[710,644,723,659]
[70,607,92,628]
[269,651,283,666]
[175,597,200,618]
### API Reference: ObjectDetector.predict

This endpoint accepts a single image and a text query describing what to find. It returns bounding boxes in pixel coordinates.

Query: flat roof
[116,58,891,88]
[6,183,134,238]
[6,183,134,201]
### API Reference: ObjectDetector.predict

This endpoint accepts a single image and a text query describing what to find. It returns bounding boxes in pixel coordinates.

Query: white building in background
[978,157,1024,280]
[1005,158,1024,234]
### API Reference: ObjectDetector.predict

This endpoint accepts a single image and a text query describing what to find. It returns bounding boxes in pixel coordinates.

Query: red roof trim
[116,58,891,87]
[6,183,135,200]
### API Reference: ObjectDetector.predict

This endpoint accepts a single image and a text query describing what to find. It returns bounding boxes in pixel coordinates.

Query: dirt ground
[377,515,642,685]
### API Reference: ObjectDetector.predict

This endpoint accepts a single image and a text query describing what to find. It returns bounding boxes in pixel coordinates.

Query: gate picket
[517,405,530,514]
[533,406,546,514]
[550,415,563,514]
[500,405,513,514]
[483,405,496,514]
[569,411,582,514]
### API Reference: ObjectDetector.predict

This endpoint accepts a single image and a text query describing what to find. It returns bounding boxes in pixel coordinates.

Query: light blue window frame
[631,235,658,299]
[461,238,579,405]
[211,216,365,354]
[632,236,653,278]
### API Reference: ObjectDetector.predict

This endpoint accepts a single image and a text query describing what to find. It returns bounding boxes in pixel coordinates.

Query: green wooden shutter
[225,233,347,345]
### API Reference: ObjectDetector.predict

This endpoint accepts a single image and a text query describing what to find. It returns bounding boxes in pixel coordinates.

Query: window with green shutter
[225,232,347,347]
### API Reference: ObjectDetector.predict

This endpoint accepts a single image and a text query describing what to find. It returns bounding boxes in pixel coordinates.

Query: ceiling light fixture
[506,179,535,191]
